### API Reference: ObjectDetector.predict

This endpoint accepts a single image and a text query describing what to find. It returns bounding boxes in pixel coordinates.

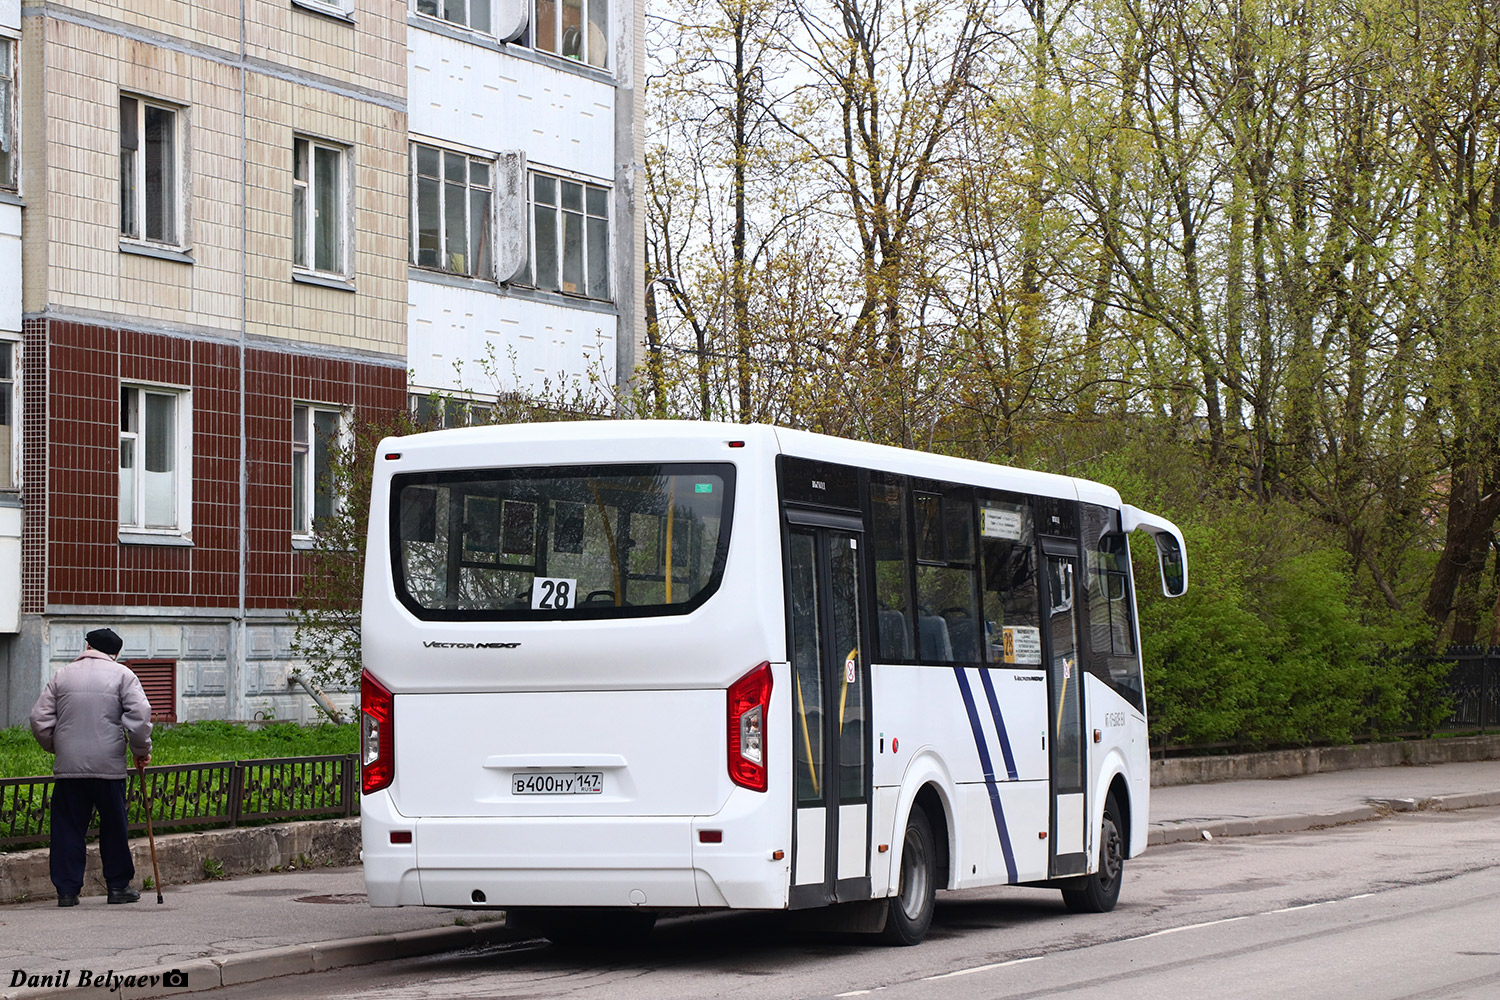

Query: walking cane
[137,759,163,904]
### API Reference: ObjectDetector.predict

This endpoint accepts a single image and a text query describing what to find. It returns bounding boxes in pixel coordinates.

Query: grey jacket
[30,649,154,780]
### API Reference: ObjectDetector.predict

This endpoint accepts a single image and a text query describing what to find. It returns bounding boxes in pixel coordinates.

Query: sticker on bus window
[981,505,1025,541]
[695,483,714,494]
[531,577,578,611]
[1002,625,1043,665]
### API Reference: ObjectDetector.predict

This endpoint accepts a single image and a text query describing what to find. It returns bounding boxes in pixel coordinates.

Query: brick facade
[29,319,403,613]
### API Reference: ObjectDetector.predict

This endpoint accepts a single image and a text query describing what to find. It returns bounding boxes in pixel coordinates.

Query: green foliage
[1085,438,1440,749]
[0,721,358,779]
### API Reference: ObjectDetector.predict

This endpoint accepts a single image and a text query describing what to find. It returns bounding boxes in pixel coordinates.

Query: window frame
[410,142,495,279]
[119,94,185,248]
[0,36,16,190]
[292,403,349,539]
[528,169,611,300]
[410,391,495,429]
[0,340,16,491]
[118,383,193,537]
[530,0,608,69]
[293,0,356,20]
[414,0,493,33]
[292,135,352,278]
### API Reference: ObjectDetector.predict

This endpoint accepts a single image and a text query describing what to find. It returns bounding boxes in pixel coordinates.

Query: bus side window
[914,491,979,663]
[870,478,913,661]
[979,497,1041,667]
[1080,503,1143,709]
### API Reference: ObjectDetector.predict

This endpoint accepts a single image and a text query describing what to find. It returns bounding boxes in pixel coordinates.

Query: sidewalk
[3,759,1499,1000]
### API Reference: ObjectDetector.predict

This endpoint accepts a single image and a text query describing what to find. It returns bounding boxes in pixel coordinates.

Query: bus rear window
[391,463,735,619]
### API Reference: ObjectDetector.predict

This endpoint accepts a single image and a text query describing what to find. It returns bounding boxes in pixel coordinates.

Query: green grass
[0,721,358,780]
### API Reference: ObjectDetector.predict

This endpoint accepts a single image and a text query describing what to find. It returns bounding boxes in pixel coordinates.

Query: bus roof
[380,420,1121,507]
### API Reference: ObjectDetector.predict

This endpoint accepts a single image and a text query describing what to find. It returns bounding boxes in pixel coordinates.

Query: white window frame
[119,94,185,247]
[411,143,495,279]
[0,37,16,189]
[415,0,493,33]
[119,384,193,536]
[0,340,16,491]
[293,0,355,19]
[293,136,352,278]
[528,170,610,300]
[531,0,608,68]
[292,403,348,538]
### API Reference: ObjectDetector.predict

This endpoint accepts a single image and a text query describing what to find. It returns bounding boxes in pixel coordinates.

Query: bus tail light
[728,662,772,791]
[361,669,394,794]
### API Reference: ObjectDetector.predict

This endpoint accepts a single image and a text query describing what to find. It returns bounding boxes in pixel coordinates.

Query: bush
[1099,446,1439,750]
[0,721,358,779]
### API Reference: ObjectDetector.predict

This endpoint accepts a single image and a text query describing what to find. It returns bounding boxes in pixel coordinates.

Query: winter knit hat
[85,628,124,658]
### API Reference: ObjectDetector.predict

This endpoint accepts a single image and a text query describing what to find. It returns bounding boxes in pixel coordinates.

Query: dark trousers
[49,778,134,896]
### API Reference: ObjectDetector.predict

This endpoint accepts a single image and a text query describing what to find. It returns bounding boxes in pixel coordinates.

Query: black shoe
[107,887,141,904]
[57,895,79,907]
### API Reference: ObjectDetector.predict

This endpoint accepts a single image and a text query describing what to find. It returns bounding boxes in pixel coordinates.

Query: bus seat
[879,608,909,660]
[949,618,979,662]
[918,614,953,662]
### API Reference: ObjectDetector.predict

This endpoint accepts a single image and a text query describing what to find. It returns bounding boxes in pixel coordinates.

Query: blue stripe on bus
[977,669,1020,781]
[953,668,1019,883]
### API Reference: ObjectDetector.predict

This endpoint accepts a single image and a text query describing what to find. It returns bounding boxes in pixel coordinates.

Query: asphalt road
[203,805,1500,1000]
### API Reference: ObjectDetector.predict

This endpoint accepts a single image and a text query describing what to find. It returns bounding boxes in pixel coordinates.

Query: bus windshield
[390,463,735,620]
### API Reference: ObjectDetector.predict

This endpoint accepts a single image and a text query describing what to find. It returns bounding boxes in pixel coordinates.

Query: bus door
[1042,543,1087,877]
[785,512,871,907]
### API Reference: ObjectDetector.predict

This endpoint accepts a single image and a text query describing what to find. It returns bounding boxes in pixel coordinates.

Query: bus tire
[1062,792,1124,914]
[880,807,937,946]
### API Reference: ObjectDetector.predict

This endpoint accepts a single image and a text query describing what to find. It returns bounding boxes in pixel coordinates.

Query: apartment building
[404,0,644,423]
[0,0,410,725]
[0,1,646,727]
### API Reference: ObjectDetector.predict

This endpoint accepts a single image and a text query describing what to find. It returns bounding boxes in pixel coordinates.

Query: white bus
[359,421,1187,944]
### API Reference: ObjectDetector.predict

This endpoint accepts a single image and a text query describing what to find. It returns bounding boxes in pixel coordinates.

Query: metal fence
[0,754,358,850]
[1442,646,1500,732]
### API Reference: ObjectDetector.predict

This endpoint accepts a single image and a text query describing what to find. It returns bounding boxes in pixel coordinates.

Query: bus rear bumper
[363,803,787,910]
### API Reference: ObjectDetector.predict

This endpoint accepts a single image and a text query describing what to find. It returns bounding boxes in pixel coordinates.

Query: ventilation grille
[125,659,178,723]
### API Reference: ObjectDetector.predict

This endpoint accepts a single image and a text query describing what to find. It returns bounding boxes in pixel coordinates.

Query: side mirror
[1120,505,1189,598]
[1155,533,1186,598]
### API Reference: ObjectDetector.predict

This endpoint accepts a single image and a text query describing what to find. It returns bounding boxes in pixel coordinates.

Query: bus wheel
[880,807,937,946]
[1062,793,1124,914]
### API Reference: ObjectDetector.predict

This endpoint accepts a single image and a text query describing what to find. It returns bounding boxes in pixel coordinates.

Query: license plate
[512,771,603,795]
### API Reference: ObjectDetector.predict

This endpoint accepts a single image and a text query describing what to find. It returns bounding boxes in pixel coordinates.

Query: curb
[1146,788,1500,846]
[0,921,527,1000]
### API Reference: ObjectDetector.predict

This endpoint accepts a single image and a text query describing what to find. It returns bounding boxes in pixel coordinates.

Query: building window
[416,0,491,32]
[120,95,181,245]
[530,172,609,299]
[119,386,191,533]
[292,404,346,536]
[0,38,15,188]
[293,137,349,276]
[0,342,14,490]
[410,392,494,429]
[411,144,493,278]
[533,0,607,68]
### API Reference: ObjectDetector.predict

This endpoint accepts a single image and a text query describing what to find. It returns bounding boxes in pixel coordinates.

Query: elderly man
[30,628,154,906]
